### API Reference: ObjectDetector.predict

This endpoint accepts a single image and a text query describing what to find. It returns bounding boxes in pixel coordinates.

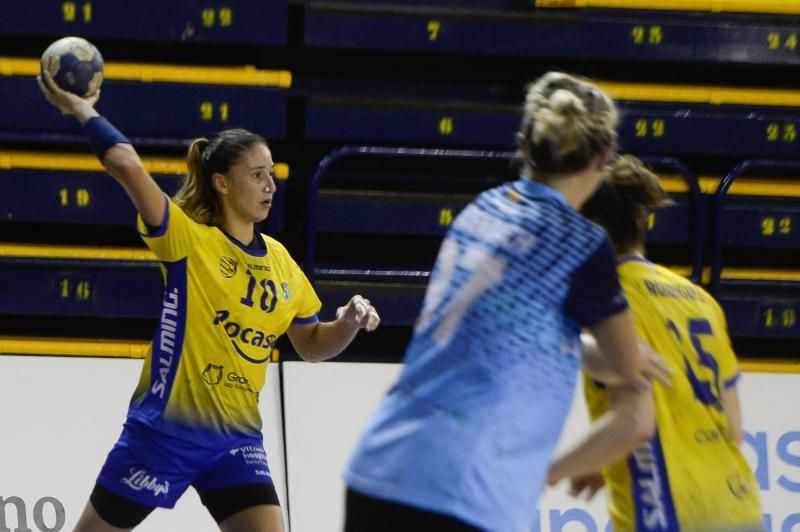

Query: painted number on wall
[767,32,797,51]
[439,117,454,136]
[761,216,792,237]
[200,102,230,122]
[201,7,233,28]
[59,188,92,208]
[631,25,662,45]
[763,307,797,329]
[647,212,656,231]
[63,1,92,23]
[59,279,92,301]
[439,208,454,227]
[766,123,797,143]
[427,20,441,41]
[635,119,666,138]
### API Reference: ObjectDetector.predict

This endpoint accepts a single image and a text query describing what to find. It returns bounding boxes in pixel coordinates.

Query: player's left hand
[567,472,605,500]
[336,295,380,332]
[638,339,674,389]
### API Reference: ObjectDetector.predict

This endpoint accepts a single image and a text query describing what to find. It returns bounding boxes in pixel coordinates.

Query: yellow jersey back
[584,257,763,532]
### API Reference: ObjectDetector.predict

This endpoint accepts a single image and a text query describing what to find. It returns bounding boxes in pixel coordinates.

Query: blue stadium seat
[305,87,800,158]
[306,147,706,323]
[305,3,800,65]
[0,59,290,146]
[0,246,160,318]
[0,151,288,232]
[715,275,800,338]
[0,0,288,46]
[708,160,800,338]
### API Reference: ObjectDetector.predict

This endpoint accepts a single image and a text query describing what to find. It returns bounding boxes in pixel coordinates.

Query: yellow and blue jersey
[127,196,320,447]
[584,258,763,532]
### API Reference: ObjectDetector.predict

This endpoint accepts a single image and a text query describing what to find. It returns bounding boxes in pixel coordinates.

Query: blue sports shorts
[95,420,275,508]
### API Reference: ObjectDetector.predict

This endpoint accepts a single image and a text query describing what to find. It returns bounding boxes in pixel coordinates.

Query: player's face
[225,143,276,223]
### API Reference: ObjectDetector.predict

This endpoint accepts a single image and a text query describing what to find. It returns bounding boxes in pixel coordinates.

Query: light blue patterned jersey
[346,178,627,531]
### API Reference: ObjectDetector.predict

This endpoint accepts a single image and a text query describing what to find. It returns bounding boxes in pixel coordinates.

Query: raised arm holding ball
[38,38,379,532]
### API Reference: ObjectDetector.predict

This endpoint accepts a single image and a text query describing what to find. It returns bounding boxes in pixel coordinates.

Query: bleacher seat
[705,161,800,338]
[0,58,291,146]
[0,245,159,319]
[0,0,288,46]
[305,82,800,158]
[0,151,289,232]
[304,147,708,325]
[305,2,800,65]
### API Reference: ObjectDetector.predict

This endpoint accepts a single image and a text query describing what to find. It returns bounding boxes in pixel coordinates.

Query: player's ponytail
[517,72,618,176]
[581,155,672,255]
[174,129,267,226]
[174,138,219,225]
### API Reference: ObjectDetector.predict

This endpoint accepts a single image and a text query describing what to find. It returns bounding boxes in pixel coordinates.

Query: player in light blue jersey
[344,72,657,531]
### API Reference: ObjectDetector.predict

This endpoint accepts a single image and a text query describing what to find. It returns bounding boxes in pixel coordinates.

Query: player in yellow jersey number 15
[571,155,764,532]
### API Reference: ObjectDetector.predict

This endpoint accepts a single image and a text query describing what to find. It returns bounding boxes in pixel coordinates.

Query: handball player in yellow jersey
[38,73,380,532]
[575,155,763,532]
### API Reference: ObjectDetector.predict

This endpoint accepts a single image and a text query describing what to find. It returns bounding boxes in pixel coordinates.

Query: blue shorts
[96,421,275,508]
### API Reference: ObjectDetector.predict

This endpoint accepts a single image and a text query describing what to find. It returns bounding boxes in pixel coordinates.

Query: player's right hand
[37,71,100,116]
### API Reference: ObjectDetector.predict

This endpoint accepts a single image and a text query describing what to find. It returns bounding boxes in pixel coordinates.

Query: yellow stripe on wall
[536,0,800,15]
[0,57,291,88]
[0,244,156,261]
[741,360,800,374]
[0,336,149,359]
[721,268,800,282]
[0,151,289,180]
[657,175,800,197]
[597,81,800,108]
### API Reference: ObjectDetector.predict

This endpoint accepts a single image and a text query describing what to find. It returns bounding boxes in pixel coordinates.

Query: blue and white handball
[41,36,104,97]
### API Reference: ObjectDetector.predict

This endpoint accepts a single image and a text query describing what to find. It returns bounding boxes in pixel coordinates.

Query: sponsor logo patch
[220,256,238,278]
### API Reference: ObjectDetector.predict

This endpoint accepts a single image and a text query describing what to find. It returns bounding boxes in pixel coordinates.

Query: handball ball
[41,36,104,98]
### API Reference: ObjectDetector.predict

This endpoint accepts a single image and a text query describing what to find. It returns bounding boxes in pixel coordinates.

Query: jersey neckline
[220,228,268,257]
[511,177,570,208]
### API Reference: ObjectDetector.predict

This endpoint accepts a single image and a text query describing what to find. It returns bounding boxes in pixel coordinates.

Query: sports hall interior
[1,1,799,530]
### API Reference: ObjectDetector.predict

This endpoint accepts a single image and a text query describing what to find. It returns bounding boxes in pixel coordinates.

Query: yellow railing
[0,57,291,88]
[740,359,800,373]
[597,81,800,108]
[537,0,800,15]
[0,336,282,361]
[0,336,150,358]
[0,151,289,180]
[0,244,156,261]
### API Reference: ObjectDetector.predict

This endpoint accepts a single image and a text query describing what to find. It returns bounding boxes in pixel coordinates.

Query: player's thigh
[218,504,284,532]
[73,500,134,532]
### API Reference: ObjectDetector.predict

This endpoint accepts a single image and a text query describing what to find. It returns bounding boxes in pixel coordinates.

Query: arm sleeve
[564,237,628,327]
[286,254,322,324]
[136,195,198,262]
